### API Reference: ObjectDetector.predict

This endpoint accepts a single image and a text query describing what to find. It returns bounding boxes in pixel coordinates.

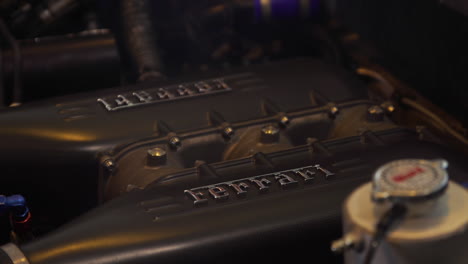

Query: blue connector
[254,0,321,21]
[0,195,29,220]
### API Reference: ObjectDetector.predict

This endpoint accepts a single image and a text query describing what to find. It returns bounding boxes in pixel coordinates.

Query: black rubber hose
[0,18,21,106]
[120,0,165,82]
[2,32,121,102]
[0,34,3,108]
[363,203,407,264]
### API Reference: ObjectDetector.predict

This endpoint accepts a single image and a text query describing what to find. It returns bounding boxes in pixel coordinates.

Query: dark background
[334,0,468,124]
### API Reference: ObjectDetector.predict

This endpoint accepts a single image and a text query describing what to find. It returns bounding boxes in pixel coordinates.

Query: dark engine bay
[0,1,467,263]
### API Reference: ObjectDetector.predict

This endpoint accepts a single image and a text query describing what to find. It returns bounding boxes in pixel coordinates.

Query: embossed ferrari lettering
[184,165,335,205]
[97,78,231,111]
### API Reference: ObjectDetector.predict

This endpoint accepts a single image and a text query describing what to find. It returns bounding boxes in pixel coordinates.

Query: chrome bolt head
[147,147,167,166]
[367,105,385,122]
[260,125,280,144]
[168,136,181,149]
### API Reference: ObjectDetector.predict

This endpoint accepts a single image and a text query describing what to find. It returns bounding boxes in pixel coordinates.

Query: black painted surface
[0,58,367,224]
[20,134,468,264]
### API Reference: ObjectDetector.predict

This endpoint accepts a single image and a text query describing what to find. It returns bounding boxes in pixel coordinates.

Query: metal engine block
[0,58,466,264]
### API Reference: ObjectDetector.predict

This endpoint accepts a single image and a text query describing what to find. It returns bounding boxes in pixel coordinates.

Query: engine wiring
[356,67,395,99]
[0,195,33,244]
[400,97,468,145]
[356,67,468,145]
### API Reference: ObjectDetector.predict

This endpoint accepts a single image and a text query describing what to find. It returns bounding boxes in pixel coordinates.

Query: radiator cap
[371,159,449,203]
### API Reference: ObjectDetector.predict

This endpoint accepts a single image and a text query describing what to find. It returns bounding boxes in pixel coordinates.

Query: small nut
[260,125,280,144]
[367,105,385,122]
[168,136,181,149]
[147,147,167,166]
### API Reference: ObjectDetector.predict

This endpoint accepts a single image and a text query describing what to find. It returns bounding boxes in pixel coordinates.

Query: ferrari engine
[0,1,466,264]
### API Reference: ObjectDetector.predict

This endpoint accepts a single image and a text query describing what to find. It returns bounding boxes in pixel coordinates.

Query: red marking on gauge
[392,167,425,183]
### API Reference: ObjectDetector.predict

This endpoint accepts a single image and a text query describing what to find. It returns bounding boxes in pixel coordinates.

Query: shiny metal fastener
[260,125,280,144]
[168,136,181,149]
[327,103,340,118]
[380,101,395,114]
[147,147,167,166]
[367,105,385,122]
[222,126,234,139]
[279,115,290,127]
[101,157,116,172]
[331,233,363,254]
